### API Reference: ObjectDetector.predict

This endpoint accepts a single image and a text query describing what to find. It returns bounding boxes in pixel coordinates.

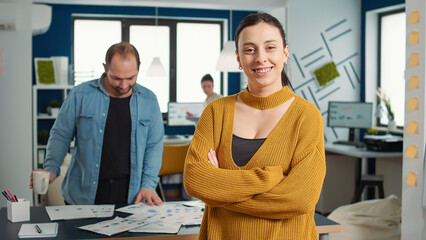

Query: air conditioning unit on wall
[32,4,52,36]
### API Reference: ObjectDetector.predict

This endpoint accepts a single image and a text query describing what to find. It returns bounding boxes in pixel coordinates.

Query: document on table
[78,216,144,236]
[46,205,94,220]
[116,202,204,225]
[116,200,203,214]
[182,200,205,208]
[45,205,114,220]
[129,214,182,233]
[18,223,58,238]
[80,202,205,236]
[89,205,115,218]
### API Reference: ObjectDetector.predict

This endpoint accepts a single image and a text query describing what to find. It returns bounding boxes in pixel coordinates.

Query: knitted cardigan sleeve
[183,99,285,205]
[223,104,326,219]
[184,98,325,220]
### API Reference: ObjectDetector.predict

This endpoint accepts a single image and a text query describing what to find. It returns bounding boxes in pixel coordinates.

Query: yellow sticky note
[407,97,418,110]
[406,121,418,134]
[405,145,418,158]
[408,75,419,89]
[408,11,419,24]
[406,171,417,186]
[409,53,419,66]
[408,31,419,44]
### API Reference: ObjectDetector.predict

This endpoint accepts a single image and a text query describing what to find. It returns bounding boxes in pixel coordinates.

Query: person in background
[200,74,222,108]
[184,13,326,240]
[29,42,164,206]
[186,74,222,119]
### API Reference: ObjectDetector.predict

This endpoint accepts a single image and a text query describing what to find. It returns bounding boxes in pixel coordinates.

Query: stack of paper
[18,223,58,238]
[78,201,205,236]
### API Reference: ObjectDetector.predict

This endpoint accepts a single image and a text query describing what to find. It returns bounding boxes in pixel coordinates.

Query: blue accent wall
[360,0,404,101]
[33,4,255,135]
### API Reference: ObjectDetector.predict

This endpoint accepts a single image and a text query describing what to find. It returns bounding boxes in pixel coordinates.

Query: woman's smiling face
[236,22,289,92]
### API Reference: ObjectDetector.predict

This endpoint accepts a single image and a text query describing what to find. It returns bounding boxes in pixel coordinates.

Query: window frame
[376,8,405,129]
[71,16,224,106]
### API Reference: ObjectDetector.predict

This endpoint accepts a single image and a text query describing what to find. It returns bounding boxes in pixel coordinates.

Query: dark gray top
[232,134,266,167]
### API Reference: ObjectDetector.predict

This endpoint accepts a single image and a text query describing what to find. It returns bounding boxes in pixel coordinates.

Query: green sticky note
[314,62,339,86]
[37,60,56,84]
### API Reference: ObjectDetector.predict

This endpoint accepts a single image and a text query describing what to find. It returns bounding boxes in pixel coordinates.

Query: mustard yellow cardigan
[184,86,326,240]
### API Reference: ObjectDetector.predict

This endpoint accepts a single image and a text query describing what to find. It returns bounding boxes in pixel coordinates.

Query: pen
[7,189,16,202]
[14,195,18,202]
[35,224,42,233]
[2,191,10,201]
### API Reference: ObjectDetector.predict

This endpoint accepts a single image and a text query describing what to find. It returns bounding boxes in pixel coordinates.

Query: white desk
[324,143,402,201]
[325,143,402,175]
[324,143,403,159]
[164,135,193,145]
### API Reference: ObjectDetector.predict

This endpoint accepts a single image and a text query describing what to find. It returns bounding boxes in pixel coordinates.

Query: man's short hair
[105,42,141,70]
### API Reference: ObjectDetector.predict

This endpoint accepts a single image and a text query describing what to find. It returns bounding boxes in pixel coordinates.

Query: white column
[0,0,33,207]
[402,0,426,239]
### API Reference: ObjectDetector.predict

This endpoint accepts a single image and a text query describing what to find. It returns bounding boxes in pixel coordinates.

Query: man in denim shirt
[30,42,164,206]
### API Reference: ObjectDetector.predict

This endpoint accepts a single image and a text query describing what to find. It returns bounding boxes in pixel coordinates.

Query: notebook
[18,223,58,238]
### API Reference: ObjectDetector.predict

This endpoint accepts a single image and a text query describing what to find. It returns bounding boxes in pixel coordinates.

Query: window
[73,19,121,85]
[130,25,170,113]
[176,22,221,102]
[378,9,405,128]
[73,17,224,112]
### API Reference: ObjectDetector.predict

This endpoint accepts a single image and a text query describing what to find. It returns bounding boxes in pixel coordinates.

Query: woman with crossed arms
[184,13,326,239]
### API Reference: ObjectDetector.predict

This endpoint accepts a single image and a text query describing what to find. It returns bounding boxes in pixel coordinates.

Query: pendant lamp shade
[147,57,166,77]
[216,41,242,72]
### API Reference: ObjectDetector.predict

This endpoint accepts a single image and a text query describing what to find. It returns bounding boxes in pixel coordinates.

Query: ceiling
[33,0,287,11]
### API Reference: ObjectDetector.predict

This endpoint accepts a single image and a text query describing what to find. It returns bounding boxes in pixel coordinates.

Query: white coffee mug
[33,171,50,195]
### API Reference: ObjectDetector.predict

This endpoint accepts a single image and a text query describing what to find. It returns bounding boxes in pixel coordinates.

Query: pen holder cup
[7,198,30,222]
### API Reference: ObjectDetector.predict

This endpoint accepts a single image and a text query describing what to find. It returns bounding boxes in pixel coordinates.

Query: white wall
[0,0,33,207]
[286,0,361,143]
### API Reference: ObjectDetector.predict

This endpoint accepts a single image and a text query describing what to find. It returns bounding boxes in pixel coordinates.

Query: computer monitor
[327,101,373,145]
[167,102,203,126]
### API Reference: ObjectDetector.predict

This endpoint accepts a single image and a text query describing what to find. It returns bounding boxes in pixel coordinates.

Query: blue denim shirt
[43,78,164,204]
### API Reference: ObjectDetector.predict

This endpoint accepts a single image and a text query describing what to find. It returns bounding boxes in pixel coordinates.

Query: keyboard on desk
[165,135,180,139]
[333,141,365,148]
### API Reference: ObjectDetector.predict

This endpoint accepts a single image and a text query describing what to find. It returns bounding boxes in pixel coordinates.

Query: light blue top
[43,77,164,204]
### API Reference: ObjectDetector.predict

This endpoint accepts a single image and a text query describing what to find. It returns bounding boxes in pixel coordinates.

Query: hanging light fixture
[147,57,166,76]
[216,10,242,72]
[147,7,166,77]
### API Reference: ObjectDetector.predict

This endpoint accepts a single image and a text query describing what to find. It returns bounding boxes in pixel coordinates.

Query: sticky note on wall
[408,31,419,44]
[408,11,419,24]
[405,145,418,158]
[406,171,417,186]
[407,97,418,110]
[409,53,419,66]
[406,121,418,134]
[408,75,419,89]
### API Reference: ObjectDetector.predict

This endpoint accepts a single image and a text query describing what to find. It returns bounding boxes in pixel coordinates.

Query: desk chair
[352,174,384,203]
[158,144,190,201]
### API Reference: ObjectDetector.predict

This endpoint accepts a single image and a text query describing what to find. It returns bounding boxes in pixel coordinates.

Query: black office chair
[352,174,384,203]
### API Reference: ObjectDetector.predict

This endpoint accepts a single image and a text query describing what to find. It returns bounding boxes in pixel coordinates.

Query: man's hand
[29,169,54,189]
[134,188,163,206]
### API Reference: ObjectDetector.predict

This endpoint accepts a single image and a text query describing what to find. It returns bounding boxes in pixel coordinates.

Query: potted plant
[47,99,61,117]
[38,129,49,145]
[376,88,396,131]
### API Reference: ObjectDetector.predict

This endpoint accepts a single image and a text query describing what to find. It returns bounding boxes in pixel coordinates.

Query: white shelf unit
[32,85,74,170]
